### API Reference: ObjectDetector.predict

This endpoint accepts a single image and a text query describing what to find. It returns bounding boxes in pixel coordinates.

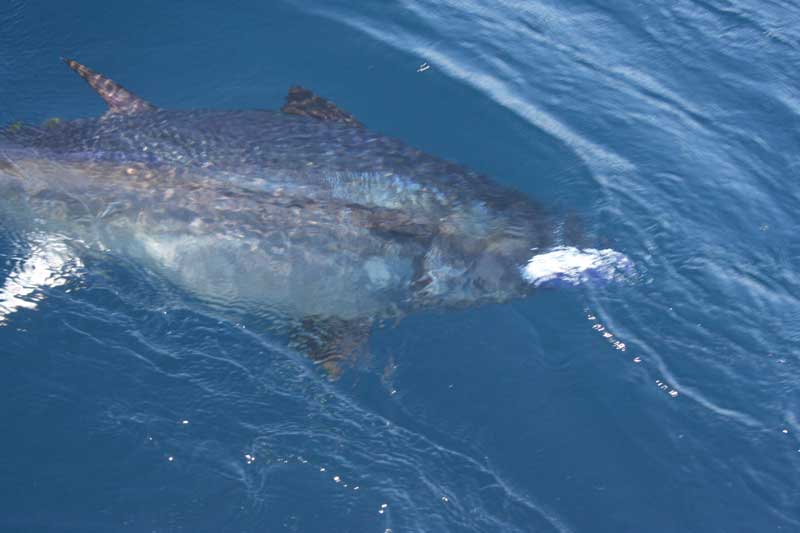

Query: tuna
[0,59,629,373]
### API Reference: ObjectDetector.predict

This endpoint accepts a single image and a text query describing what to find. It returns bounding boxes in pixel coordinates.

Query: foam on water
[521,246,632,288]
[0,234,81,325]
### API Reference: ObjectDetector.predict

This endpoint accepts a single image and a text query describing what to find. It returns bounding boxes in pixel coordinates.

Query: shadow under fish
[0,59,631,376]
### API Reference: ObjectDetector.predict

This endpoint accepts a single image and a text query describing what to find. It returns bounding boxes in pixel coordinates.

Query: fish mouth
[520,246,633,288]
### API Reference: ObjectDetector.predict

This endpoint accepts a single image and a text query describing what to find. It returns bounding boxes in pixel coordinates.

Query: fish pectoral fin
[289,316,373,378]
[62,58,157,116]
[366,206,437,239]
[281,86,363,128]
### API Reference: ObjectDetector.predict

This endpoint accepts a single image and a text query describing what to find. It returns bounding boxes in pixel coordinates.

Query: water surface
[1,1,799,531]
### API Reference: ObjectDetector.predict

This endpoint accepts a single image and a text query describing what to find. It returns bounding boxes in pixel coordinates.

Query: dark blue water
[1,1,799,531]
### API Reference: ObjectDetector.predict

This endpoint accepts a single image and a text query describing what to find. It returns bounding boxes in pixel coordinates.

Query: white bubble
[521,247,632,287]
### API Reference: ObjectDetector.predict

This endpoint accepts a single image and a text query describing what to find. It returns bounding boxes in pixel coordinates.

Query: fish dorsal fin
[62,58,157,116]
[281,86,362,128]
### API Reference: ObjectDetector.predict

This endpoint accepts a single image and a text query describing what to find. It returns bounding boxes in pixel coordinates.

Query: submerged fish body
[0,59,623,368]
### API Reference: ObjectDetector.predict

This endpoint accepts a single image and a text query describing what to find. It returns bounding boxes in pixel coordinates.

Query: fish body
[0,59,623,367]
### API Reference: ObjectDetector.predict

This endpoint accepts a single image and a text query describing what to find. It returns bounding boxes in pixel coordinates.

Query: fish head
[414,198,552,306]
[414,197,633,306]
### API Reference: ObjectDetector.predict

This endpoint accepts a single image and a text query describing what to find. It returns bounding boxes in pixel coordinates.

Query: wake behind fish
[0,233,82,325]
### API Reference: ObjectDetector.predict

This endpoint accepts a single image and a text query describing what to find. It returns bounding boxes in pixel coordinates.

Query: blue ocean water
[1,0,799,531]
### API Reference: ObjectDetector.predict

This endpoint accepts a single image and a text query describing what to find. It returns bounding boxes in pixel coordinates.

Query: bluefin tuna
[0,59,629,373]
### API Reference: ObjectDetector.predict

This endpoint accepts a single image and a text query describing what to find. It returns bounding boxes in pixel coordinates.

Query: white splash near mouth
[521,246,632,287]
